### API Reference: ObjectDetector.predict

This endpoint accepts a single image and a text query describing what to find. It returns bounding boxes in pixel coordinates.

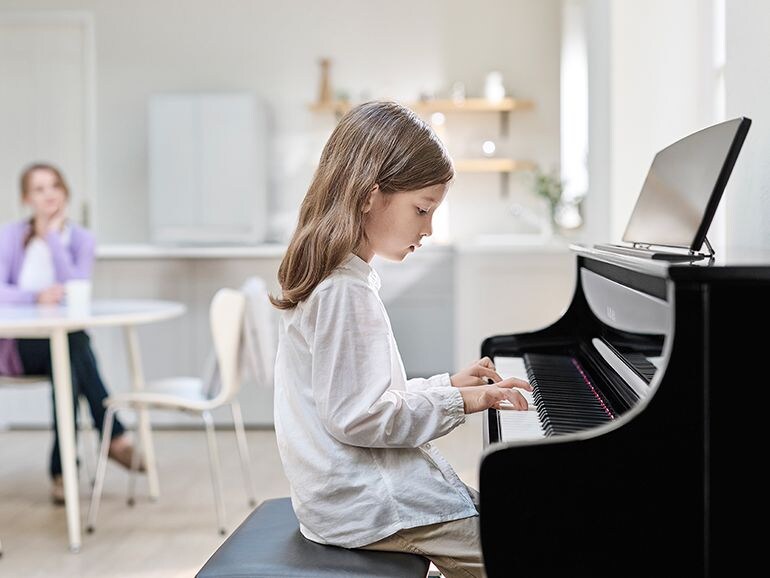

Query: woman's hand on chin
[47,208,67,234]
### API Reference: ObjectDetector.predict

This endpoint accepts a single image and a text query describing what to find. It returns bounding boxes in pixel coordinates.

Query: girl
[0,162,141,505]
[271,101,531,578]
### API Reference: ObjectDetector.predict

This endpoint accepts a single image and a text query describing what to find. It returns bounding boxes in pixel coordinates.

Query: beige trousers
[361,514,486,578]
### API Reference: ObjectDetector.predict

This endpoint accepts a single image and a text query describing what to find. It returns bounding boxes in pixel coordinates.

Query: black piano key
[521,352,616,437]
[536,403,596,416]
[623,352,658,383]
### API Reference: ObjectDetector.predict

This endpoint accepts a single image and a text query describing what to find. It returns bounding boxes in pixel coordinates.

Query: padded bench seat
[196,497,430,578]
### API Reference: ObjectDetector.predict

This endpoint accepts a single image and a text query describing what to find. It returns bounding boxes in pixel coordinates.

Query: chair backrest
[207,288,247,405]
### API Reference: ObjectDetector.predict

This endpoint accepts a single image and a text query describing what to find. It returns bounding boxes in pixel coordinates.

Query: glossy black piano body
[479,244,770,577]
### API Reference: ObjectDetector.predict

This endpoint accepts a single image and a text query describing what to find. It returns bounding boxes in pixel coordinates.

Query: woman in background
[0,162,140,504]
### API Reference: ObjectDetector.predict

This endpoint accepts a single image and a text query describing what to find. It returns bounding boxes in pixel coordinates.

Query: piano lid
[571,243,770,281]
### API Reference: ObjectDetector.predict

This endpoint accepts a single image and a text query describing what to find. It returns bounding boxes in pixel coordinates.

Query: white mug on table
[65,279,92,316]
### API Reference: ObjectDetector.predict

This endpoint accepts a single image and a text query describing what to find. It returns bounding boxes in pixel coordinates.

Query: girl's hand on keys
[451,356,531,390]
[458,379,530,414]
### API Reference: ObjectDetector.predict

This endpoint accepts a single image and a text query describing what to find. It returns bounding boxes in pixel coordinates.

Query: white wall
[582,0,611,245]
[0,0,562,245]
[725,0,770,250]
[607,0,718,242]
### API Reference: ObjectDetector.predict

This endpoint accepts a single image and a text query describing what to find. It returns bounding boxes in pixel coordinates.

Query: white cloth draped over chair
[202,276,276,400]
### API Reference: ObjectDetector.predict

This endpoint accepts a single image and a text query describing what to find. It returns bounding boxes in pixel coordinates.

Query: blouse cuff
[428,372,452,389]
[443,387,466,425]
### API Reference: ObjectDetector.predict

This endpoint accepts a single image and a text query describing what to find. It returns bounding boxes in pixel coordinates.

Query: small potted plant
[531,166,564,233]
[528,166,584,236]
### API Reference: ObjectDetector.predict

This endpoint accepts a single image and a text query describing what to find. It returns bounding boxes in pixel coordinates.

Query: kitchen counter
[96,243,288,259]
[96,237,572,259]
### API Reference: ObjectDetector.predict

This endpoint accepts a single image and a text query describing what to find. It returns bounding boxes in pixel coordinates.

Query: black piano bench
[195,497,431,578]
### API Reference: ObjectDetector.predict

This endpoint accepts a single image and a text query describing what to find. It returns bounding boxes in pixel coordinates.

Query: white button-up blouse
[273,253,479,548]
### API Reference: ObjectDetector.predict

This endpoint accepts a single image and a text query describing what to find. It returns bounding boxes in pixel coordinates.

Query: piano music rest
[195,497,431,578]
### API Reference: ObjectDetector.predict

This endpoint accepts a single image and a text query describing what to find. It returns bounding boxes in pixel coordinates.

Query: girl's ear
[363,184,379,214]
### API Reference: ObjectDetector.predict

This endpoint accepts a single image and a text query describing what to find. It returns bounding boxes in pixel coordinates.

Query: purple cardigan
[0,219,96,376]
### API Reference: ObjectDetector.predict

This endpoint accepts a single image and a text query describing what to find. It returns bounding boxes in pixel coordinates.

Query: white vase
[484,71,505,103]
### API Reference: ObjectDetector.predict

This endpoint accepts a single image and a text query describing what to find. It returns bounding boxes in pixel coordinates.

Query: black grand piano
[479,244,770,577]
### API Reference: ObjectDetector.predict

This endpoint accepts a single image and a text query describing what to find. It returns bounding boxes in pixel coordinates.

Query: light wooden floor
[0,413,485,578]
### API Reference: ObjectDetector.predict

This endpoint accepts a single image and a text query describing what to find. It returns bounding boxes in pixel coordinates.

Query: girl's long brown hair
[270,100,454,310]
[19,162,71,247]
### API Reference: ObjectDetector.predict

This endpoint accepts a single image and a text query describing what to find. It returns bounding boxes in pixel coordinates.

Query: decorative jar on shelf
[484,71,505,103]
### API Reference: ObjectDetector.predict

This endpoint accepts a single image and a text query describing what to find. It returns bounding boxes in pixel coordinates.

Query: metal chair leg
[202,410,227,535]
[126,418,143,507]
[77,395,97,487]
[86,405,117,533]
[230,401,257,507]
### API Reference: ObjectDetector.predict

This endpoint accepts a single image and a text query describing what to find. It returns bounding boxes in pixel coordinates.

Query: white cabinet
[148,93,267,245]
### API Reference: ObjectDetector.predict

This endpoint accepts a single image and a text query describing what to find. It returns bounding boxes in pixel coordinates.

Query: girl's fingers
[478,366,503,384]
[493,376,532,391]
[504,389,529,410]
[478,357,495,370]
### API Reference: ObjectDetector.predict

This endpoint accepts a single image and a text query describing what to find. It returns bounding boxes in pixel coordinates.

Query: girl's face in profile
[24,169,68,219]
[360,182,448,262]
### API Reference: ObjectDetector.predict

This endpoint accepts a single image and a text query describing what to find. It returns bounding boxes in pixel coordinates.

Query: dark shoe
[51,475,65,506]
[108,438,146,472]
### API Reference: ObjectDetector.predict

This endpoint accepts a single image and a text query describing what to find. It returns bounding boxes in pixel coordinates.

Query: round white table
[0,299,186,552]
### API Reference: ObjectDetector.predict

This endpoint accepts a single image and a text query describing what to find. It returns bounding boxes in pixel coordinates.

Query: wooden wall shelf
[408,98,534,113]
[454,159,536,173]
[309,101,352,115]
[309,97,534,116]
[309,96,538,196]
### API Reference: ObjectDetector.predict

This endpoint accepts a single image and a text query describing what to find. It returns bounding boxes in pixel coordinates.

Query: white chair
[86,288,256,535]
[0,375,99,484]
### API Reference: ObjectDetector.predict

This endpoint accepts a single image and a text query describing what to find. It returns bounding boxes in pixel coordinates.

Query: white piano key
[494,356,528,381]
[493,356,545,441]
[498,409,545,440]
[647,356,664,370]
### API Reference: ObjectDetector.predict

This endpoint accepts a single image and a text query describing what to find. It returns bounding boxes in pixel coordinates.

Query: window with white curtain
[560,0,589,230]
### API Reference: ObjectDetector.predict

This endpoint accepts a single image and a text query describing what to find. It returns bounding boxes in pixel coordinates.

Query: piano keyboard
[493,342,662,442]
[494,353,619,441]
